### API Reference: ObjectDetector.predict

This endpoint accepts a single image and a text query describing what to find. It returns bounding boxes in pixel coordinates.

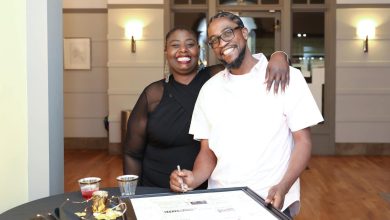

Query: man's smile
[222,47,235,56]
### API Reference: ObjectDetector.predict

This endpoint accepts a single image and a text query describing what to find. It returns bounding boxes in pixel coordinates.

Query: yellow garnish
[93,208,123,220]
[74,211,86,217]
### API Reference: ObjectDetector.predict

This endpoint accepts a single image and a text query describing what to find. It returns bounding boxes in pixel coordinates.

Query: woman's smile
[176,56,192,64]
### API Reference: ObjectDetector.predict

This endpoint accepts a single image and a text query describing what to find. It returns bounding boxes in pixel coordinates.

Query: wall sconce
[125,21,143,53]
[357,19,376,53]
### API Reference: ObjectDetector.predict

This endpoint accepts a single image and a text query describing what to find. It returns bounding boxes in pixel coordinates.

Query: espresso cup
[116,175,138,196]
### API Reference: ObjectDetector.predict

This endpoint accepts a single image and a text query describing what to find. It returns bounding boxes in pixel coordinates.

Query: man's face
[207,17,248,69]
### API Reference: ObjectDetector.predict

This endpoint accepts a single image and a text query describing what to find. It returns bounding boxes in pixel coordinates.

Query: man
[170,11,323,217]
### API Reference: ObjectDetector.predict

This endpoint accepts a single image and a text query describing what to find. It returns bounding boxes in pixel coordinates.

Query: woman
[123,27,289,189]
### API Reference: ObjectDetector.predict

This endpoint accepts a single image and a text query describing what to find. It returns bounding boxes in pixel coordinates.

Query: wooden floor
[65,149,390,220]
[64,149,123,192]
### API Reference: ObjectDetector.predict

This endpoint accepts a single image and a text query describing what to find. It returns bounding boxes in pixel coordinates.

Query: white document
[130,190,278,220]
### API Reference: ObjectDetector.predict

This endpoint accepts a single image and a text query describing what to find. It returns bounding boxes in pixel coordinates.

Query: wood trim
[336,143,390,155]
[63,9,108,13]
[336,117,390,122]
[106,37,163,41]
[163,0,170,38]
[64,91,107,94]
[337,37,390,40]
[337,89,390,95]
[63,65,107,69]
[64,116,107,119]
[107,88,141,95]
[171,5,208,10]
[64,137,108,150]
[337,61,390,68]
[107,4,163,9]
[322,0,336,154]
[217,5,283,11]
[107,61,162,68]
[281,0,291,55]
[291,4,326,11]
[207,0,217,66]
[337,4,390,8]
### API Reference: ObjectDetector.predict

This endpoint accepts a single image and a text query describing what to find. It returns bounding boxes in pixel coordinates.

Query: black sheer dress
[123,67,212,189]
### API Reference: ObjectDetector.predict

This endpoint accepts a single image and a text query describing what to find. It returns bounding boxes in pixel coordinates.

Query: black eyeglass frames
[207,26,243,49]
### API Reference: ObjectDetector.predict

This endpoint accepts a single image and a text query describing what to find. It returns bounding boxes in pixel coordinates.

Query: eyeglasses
[208,26,243,49]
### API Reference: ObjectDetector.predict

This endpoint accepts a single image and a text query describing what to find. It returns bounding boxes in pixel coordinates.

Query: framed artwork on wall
[63,38,91,70]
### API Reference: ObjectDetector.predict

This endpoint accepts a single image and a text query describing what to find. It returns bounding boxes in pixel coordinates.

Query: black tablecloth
[0,187,169,220]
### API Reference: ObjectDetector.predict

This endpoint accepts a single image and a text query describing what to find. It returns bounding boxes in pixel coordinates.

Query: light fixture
[357,19,376,53]
[125,21,143,53]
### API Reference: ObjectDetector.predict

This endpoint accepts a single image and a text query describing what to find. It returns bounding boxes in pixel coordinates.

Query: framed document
[123,187,291,220]
[63,38,91,70]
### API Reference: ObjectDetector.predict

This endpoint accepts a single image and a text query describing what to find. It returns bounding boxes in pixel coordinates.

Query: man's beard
[219,46,246,70]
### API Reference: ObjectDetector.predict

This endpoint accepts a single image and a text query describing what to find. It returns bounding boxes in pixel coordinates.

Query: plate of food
[58,191,127,220]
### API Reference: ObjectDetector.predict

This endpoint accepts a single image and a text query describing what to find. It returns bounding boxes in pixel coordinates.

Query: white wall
[0,1,28,213]
[336,8,390,142]
[0,0,63,213]
[27,0,51,200]
[107,8,164,144]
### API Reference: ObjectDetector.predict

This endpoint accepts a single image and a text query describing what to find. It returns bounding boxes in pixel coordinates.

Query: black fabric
[123,67,212,189]
[283,207,292,219]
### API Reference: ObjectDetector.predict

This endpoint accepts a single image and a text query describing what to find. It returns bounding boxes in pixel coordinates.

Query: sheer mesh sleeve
[122,81,163,178]
[123,91,148,176]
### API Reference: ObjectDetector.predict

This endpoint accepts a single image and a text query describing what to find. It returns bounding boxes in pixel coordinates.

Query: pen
[176,165,185,191]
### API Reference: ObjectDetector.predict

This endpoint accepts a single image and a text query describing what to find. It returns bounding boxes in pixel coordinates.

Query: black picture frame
[123,187,291,220]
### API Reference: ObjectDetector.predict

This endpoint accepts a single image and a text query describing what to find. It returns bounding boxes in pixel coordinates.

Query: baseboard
[109,143,122,155]
[336,143,390,155]
[64,139,390,155]
[64,138,108,150]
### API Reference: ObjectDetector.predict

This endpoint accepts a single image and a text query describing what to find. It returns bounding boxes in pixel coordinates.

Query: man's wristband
[270,51,289,62]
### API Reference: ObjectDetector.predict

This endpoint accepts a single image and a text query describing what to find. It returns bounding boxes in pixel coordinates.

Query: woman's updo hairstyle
[164,26,199,50]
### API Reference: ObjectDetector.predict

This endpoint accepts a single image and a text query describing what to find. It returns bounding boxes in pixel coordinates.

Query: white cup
[116,175,138,196]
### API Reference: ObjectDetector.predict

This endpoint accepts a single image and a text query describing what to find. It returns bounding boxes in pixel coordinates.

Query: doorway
[240,11,281,57]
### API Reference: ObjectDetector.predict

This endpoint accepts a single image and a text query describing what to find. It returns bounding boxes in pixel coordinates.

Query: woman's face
[165,29,199,75]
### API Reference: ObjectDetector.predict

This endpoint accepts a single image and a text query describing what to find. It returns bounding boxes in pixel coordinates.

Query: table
[0,187,169,220]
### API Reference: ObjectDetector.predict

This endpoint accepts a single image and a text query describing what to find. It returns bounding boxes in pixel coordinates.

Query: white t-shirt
[189,53,324,216]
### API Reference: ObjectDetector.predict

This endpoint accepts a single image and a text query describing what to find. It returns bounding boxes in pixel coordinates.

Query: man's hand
[266,51,290,94]
[265,183,289,210]
[170,169,195,193]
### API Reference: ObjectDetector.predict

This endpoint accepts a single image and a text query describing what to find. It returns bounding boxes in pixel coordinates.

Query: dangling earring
[163,59,170,83]
[198,45,206,73]
[197,59,205,73]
